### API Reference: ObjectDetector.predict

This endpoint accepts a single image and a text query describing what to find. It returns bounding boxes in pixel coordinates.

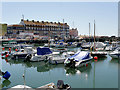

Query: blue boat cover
[3,71,11,80]
[60,43,63,45]
[37,47,52,55]
[68,51,90,61]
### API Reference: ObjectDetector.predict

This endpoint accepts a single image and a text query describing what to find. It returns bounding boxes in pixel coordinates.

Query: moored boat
[48,51,74,65]
[28,47,52,62]
[37,80,71,90]
[109,47,120,59]
[11,47,36,59]
[91,51,107,57]
[64,51,93,68]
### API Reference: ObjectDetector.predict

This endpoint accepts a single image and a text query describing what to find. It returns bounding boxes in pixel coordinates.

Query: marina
[0,43,119,88]
[0,1,120,89]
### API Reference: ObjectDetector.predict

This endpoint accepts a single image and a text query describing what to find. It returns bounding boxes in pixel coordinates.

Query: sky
[1,2,118,36]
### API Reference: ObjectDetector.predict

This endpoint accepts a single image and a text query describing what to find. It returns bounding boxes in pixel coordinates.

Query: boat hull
[75,57,93,67]
[109,54,120,59]
[49,59,65,64]
[91,52,107,57]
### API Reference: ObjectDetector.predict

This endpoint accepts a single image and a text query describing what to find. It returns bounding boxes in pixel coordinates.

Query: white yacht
[109,47,120,59]
[48,51,74,64]
[64,51,93,68]
[11,47,36,59]
[28,47,52,62]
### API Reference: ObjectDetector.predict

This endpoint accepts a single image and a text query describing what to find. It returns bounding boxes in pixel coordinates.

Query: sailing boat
[91,20,107,57]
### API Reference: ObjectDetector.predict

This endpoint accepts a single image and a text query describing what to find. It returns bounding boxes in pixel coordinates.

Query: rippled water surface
[1,47,119,88]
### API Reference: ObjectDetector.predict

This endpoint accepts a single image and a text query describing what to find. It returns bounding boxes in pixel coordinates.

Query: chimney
[32,20,34,22]
[42,21,44,23]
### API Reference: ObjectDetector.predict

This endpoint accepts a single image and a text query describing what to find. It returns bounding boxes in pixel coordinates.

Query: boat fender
[2,71,11,80]
[94,56,98,60]
[5,54,9,58]
[9,48,11,51]
[15,49,18,52]
[2,47,5,51]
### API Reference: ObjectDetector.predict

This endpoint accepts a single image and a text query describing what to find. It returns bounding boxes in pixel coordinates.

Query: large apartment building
[69,28,78,38]
[7,19,70,39]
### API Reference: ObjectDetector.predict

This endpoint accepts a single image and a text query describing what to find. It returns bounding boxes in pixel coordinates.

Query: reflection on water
[1,47,119,88]
[7,59,65,73]
[110,58,120,64]
[64,64,92,75]
[2,80,11,88]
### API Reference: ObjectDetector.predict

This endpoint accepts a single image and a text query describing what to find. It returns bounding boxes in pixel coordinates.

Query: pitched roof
[23,20,69,27]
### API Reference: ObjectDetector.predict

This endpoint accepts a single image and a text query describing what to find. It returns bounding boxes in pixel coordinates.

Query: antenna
[73,21,74,28]
[63,19,64,23]
[22,14,24,20]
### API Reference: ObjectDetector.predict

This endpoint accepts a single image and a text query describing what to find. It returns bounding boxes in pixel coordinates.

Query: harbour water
[1,47,119,88]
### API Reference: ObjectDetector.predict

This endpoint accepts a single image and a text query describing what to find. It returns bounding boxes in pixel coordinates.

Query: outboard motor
[25,54,32,61]
[69,58,76,68]
[57,80,71,89]
[57,80,64,89]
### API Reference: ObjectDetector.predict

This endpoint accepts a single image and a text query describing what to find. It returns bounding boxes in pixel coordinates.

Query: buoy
[5,54,9,58]
[9,48,11,50]
[1,54,3,56]
[15,49,18,51]
[2,47,5,51]
[94,56,98,60]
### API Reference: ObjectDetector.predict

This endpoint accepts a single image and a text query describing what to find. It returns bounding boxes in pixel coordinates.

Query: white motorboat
[8,85,34,90]
[13,44,33,49]
[28,47,52,62]
[11,47,36,59]
[55,41,67,48]
[48,52,75,65]
[44,39,56,47]
[81,42,91,50]
[37,80,71,90]
[53,48,67,53]
[64,51,93,68]
[92,42,106,51]
[105,45,113,51]
[2,40,17,48]
[109,47,120,59]
[91,51,107,57]
[66,42,77,48]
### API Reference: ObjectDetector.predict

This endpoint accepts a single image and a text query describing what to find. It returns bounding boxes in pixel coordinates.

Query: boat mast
[94,20,96,51]
[89,23,90,43]
[89,23,91,52]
